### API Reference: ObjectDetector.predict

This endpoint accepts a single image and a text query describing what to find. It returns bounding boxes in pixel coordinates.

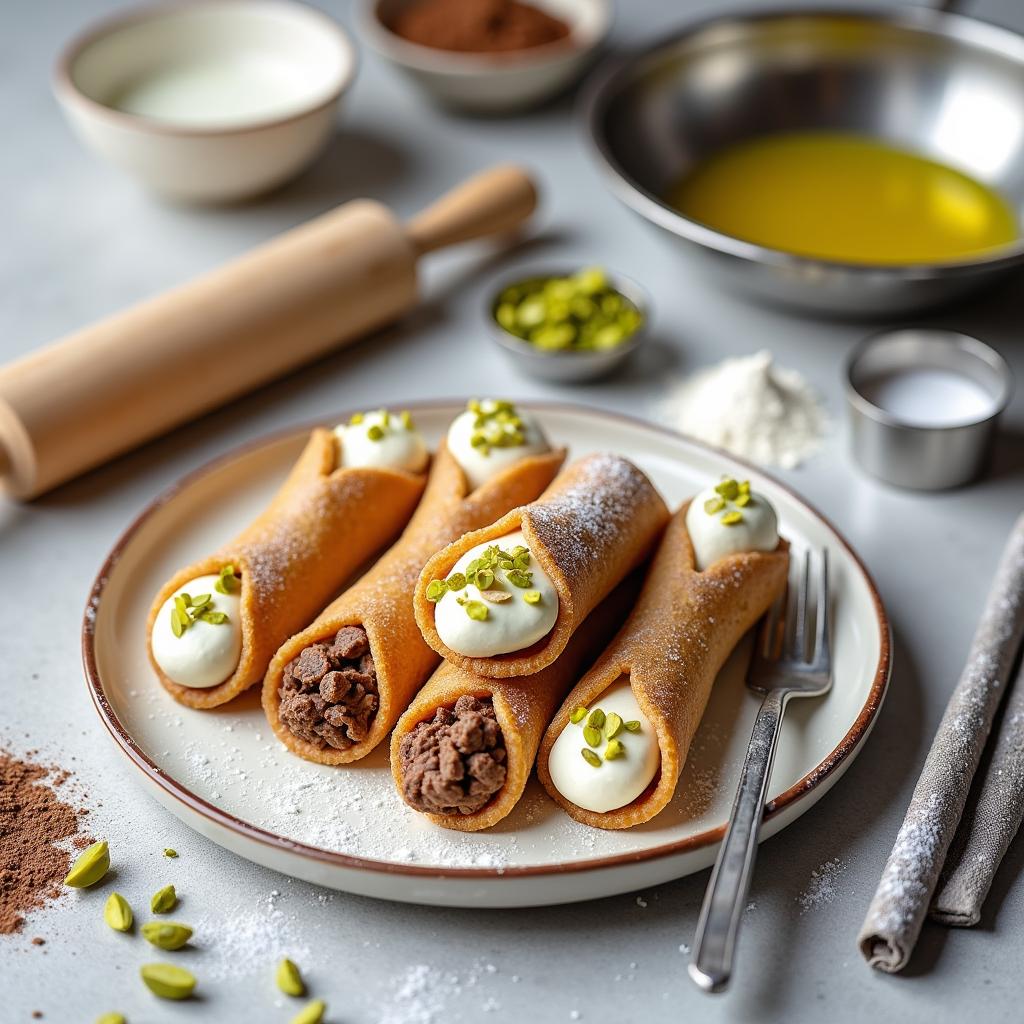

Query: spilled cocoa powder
[0,749,92,935]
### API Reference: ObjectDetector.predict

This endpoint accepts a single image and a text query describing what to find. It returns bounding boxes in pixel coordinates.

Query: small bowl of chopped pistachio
[487,266,648,383]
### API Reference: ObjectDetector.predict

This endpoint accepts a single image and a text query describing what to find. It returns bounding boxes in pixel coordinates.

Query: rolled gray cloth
[858,512,1024,973]
[930,658,1024,927]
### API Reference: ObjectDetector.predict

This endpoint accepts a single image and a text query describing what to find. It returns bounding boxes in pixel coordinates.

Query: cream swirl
[431,530,558,657]
[151,574,242,688]
[548,678,660,813]
[334,409,428,473]
[446,400,550,490]
[685,479,779,571]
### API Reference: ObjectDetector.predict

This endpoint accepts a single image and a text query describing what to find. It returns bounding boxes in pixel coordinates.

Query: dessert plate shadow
[83,401,890,908]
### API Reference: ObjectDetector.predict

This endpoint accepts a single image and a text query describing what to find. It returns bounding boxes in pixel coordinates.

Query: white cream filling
[151,574,242,689]
[433,530,558,658]
[446,403,551,490]
[685,484,780,571]
[334,410,428,473]
[548,678,660,813]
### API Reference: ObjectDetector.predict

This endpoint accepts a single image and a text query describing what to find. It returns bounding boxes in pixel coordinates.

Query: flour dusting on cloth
[658,350,827,468]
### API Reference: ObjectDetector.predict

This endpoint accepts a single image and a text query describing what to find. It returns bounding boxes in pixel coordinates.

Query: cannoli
[262,400,565,764]
[538,478,790,829]
[147,410,429,709]
[414,453,669,679]
[391,577,640,831]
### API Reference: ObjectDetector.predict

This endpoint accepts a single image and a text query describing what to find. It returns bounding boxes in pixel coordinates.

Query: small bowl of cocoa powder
[360,0,610,113]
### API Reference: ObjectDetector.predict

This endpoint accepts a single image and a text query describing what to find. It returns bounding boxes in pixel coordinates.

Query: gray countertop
[4,0,1024,1020]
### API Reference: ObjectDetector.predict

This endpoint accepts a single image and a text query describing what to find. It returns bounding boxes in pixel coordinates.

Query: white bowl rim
[358,0,611,76]
[53,0,358,138]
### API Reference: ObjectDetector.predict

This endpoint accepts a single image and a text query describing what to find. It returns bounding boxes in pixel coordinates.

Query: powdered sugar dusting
[798,857,846,912]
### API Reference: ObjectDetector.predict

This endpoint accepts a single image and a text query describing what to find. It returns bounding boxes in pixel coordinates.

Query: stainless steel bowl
[486,267,649,384]
[844,328,1012,489]
[584,6,1024,316]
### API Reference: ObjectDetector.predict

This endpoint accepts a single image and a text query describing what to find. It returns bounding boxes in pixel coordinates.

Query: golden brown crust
[146,428,426,709]
[262,441,566,764]
[413,453,670,678]
[391,578,640,831]
[537,503,790,829]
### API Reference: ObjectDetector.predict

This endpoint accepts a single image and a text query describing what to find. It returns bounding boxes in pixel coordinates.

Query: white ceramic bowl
[360,0,610,113]
[54,0,357,203]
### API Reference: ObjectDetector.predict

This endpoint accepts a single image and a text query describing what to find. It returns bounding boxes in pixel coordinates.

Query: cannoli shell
[414,453,669,678]
[262,440,566,763]
[390,575,641,831]
[147,428,426,709]
[537,504,789,829]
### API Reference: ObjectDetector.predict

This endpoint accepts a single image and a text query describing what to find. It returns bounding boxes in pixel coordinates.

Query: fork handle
[689,688,788,993]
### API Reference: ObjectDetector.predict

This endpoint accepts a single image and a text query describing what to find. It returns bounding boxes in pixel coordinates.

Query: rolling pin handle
[405,164,538,255]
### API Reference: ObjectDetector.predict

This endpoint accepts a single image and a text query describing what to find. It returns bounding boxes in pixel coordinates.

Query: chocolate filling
[278,626,378,750]
[399,695,507,815]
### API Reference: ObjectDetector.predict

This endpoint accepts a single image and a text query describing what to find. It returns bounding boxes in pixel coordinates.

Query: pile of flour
[660,350,826,468]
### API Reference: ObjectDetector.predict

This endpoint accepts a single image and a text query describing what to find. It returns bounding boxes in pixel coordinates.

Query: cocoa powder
[391,0,571,54]
[0,749,91,935]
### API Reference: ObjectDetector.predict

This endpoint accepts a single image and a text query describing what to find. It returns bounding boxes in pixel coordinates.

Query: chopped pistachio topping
[604,739,626,761]
[349,412,364,425]
[401,410,413,429]
[163,848,178,858]
[462,600,488,622]
[703,477,755,528]
[170,591,229,638]
[466,400,529,456]
[429,542,537,619]
[348,408,414,445]
[493,267,643,353]
[214,563,241,595]
[569,706,642,770]
[366,424,385,442]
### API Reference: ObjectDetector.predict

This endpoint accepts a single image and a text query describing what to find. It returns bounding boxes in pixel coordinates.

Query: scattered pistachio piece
[446,572,467,592]
[604,738,626,761]
[581,748,602,768]
[464,600,489,622]
[569,706,588,725]
[400,410,413,430]
[479,589,512,604]
[291,1000,327,1024]
[95,1014,126,1024]
[64,839,109,888]
[715,478,740,501]
[349,412,364,425]
[703,497,725,515]
[523,590,542,605]
[604,713,624,739]
[721,510,743,526]
[587,708,606,730]
[366,424,385,442]
[625,720,642,732]
[140,962,196,1000]
[151,884,178,914]
[163,848,178,858]
[277,957,306,997]
[104,892,133,933]
[582,726,602,748]
[735,493,751,507]
[425,580,448,603]
[141,921,193,951]
[215,564,241,595]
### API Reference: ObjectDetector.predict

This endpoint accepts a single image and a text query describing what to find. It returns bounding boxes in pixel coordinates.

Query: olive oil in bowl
[667,132,1018,265]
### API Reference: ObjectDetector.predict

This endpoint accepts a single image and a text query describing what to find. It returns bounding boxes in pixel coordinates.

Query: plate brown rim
[81,399,892,881]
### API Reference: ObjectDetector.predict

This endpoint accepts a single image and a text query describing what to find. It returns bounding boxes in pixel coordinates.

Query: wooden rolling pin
[0,165,537,500]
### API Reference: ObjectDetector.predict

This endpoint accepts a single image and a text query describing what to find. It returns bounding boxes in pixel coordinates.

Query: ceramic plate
[83,402,890,908]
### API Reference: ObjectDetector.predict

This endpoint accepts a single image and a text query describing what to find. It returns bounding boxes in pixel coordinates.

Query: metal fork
[689,549,832,994]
